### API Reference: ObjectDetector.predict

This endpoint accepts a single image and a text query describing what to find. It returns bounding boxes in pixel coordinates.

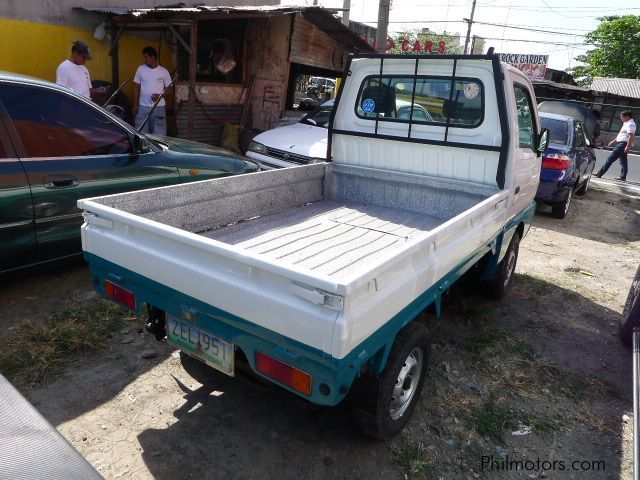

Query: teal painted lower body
[85,202,535,406]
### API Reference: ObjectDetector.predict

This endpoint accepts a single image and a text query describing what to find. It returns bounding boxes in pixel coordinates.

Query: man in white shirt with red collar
[595,110,636,181]
[56,41,107,101]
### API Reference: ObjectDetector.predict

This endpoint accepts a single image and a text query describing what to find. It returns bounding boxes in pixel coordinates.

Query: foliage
[0,299,139,388]
[387,28,464,55]
[571,15,640,85]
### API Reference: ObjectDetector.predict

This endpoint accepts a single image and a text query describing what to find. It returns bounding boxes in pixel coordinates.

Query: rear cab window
[355,75,484,128]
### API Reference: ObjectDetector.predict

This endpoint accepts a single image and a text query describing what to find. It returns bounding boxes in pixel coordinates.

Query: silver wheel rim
[503,248,517,288]
[564,189,572,215]
[389,348,423,420]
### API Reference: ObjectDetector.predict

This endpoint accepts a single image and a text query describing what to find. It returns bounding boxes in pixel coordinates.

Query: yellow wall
[0,18,173,101]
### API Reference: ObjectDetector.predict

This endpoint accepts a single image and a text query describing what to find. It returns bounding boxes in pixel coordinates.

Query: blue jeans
[135,105,167,135]
[598,142,628,179]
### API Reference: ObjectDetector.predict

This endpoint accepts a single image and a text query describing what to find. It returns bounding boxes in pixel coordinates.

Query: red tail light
[542,153,572,170]
[104,280,136,309]
[255,352,312,396]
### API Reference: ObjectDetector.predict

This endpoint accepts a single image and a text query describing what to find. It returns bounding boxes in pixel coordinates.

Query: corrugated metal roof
[591,77,640,100]
[532,79,591,93]
[74,5,333,17]
[74,5,373,52]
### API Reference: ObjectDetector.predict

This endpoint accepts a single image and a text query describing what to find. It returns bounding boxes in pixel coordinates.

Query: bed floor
[201,200,443,282]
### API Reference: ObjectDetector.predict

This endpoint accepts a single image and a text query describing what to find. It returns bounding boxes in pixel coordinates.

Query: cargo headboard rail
[328,52,510,189]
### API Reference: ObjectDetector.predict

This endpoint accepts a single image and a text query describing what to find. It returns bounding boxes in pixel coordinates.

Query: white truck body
[79,54,544,418]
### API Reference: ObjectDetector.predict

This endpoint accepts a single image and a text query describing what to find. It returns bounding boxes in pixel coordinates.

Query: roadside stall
[75,5,373,149]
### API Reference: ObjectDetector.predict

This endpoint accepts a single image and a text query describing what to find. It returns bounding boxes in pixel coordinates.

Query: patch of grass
[394,443,439,479]
[525,317,561,334]
[548,380,585,402]
[516,273,554,297]
[0,299,138,388]
[570,402,613,433]
[510,339,539,361]
[449,296,487,319]
[464,326,509,356]
[469,394,516,443]
[523,411,564,434]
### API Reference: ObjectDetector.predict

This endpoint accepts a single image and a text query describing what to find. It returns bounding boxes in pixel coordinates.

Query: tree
[387,29,463,55]
[571,15,640,86]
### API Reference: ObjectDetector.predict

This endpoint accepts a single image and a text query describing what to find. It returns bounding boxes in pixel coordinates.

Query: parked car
[0,71,258,275]
[619,263,640,346]
[80,53,548,439]
[535,112,596,218]
[247,100,432,169]
[308,76,336,92]
[246,100,333,169]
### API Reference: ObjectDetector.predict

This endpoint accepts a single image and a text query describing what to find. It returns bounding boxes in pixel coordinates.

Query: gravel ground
[2,181,639,480]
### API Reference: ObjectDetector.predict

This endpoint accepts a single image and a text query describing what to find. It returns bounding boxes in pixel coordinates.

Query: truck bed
[203,200,441,282]
[80,162,505,358]
[84,163,497,286]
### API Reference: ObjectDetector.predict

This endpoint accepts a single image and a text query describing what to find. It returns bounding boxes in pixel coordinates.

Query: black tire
[619,264,640,346]
[551,187,573,218]
[351,322,430,440]
[575,174,591,196]
[483,232,521,300]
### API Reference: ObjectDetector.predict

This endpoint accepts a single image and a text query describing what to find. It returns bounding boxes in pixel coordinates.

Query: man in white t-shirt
[132,46,173,135]
[595,110,636,181]
[56,41,108,100]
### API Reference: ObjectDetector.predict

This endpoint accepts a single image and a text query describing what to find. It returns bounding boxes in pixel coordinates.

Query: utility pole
[376,0,391,53]
[463,0,476,55]
[342,0,351,27]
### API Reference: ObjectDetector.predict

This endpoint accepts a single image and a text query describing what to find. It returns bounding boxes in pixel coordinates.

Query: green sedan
[0,71,258,275]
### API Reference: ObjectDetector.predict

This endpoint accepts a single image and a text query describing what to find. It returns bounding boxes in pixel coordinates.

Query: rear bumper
[86,253,355,406]
[535,171,573,203]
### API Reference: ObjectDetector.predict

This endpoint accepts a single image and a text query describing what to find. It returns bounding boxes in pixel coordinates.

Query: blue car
[535,113,596,218]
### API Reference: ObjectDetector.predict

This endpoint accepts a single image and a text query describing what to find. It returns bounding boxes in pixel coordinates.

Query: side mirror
[537,128,549,155]
[133,134,151,154]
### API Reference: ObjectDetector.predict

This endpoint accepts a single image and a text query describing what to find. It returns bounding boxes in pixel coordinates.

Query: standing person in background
[56,41,108,100]
[595,110,636,181]
[132,46,173,135]
[591,110,602,147]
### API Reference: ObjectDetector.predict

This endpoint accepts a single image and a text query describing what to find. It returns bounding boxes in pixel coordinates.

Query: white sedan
[246,101,334,169]
[246,99,433,169]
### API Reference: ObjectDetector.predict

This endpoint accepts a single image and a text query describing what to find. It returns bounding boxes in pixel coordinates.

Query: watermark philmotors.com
[481,455,605,473]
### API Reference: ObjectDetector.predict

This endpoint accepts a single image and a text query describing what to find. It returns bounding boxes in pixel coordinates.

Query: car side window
[0,84,132,158]
[574,123,586,148]
[513,85,536,150]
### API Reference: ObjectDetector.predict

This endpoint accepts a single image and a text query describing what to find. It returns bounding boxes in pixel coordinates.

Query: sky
[282,0,640,71]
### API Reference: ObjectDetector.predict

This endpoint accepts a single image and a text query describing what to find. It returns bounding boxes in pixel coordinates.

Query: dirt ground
[2,181,639,480]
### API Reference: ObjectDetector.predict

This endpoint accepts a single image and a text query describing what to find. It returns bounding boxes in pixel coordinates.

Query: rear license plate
[166,314,234,376]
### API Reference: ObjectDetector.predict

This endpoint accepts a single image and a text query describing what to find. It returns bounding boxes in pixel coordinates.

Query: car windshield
[541,117,569,145]
[301,105,333,128]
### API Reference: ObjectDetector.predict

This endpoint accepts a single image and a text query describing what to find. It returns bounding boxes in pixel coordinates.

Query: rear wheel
[619,264,640,346]
[551,188,572,218]
[483,232,520,300]
[351,322,430,440]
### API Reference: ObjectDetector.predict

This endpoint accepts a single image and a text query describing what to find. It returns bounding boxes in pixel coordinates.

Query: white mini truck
[79,53,548,439]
